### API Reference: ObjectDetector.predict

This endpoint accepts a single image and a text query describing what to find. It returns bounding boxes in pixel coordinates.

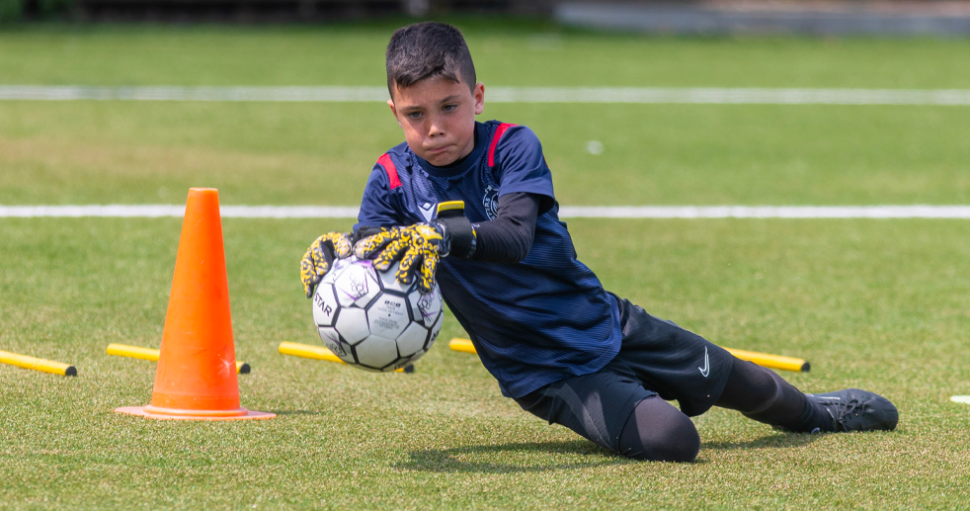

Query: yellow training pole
[0,350,76,376]
[106,344,159,362]
[278,342,410,373]
[106,343,250,374]
[449,338,477,355]
[448,338,810,373]
[279,341,346,364]
[723,348,810,373]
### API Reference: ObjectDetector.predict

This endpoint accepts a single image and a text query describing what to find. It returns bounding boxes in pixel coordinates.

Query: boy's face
[388,75,485,167]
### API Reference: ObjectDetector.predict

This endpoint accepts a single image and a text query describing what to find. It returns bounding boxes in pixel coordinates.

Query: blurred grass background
[2,25,970,205]
[4,24,970,86]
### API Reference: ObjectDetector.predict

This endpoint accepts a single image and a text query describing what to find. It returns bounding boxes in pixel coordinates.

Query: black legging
[618,359,810,462]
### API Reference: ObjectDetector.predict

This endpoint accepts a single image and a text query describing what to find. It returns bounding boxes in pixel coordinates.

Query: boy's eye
[407,112,422,119]
[443,104,457,112]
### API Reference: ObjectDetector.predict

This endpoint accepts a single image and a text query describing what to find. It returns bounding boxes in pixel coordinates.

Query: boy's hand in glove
[300,232,353,298]
[354,201,477,293]
[354,224,444,293]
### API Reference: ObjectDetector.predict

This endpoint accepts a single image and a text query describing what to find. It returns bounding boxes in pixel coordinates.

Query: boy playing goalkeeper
[300,22,898,462]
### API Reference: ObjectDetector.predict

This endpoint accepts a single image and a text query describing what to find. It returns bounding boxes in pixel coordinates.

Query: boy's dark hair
[385,22,476,98]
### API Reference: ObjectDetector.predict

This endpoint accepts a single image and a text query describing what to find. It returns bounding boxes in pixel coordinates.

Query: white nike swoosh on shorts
[698,347,710,378]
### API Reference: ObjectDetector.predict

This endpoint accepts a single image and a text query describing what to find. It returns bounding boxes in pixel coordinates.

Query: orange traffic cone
[116,188,274,421]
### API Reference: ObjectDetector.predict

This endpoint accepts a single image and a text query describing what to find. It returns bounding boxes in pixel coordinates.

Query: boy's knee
[618,397,700,462]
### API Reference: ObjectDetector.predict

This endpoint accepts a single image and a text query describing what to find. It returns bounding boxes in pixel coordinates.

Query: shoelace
[819,397,863,432]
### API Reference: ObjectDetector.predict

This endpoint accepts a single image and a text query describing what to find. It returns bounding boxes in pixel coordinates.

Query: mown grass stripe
[5,205,970,218]
[3,86,970,105]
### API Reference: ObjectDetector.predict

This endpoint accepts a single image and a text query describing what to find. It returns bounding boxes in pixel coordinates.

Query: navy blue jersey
[356,120,622,398]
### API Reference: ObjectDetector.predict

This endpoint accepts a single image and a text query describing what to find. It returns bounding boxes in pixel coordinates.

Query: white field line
[2,85,970,105]
[5,205,970,219]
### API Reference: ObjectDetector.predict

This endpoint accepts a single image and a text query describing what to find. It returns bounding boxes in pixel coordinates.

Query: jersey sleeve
[493,125,556,215]
[471,192,539,263]
[354,162,402,232]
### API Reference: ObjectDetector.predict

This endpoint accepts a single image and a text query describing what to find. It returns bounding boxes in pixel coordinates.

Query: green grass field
[2,21,970,509]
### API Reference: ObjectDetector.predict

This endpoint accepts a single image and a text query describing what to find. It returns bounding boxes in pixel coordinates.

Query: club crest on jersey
[482,185,499,220]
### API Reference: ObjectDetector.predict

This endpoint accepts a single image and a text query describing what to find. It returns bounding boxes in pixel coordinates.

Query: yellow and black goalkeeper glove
[354,201,476,293]
[300,232,353,298]
[353,224,443,294]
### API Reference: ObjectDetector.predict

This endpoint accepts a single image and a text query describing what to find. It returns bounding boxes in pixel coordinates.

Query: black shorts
[513,294,734,453]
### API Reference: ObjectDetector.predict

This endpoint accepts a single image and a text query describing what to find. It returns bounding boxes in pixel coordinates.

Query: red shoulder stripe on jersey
[377,153,401,189]
[487,123,517,168]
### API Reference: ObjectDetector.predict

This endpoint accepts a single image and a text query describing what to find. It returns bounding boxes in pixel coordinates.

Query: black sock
[777,394,836,433]
[716,359,833,432]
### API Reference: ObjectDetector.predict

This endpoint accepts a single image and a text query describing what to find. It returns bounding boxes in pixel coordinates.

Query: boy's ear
[474,82,485,116]
[387,99,403,128]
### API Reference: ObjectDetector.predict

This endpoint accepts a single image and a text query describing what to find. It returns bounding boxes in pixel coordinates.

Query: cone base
[114,406,275,421]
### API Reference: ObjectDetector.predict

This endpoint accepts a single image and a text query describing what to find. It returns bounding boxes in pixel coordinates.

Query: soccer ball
[311,256,443,372]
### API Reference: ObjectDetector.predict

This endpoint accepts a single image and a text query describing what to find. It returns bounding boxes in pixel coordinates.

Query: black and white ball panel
[312,257,443,372]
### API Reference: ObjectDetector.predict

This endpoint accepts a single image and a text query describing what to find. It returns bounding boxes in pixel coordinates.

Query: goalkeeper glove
[300,232,353,298]
[354,201,476,293]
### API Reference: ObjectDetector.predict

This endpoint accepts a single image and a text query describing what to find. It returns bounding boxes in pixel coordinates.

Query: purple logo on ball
[321,329,346,356]
[417,291,437,322]
[340,268,370,302]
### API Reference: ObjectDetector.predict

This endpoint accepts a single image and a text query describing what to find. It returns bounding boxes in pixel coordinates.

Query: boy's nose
[428,119,445,137]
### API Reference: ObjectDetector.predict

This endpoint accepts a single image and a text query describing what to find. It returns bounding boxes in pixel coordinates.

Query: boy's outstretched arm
[470,192,540,264]
[352,192,542,293]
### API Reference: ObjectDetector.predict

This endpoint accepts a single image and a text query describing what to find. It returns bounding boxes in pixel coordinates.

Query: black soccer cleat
[808,388,898,432]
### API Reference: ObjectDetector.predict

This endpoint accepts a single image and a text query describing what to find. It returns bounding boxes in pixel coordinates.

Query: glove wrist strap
[435,201,476,259]
[436,216,476,259]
